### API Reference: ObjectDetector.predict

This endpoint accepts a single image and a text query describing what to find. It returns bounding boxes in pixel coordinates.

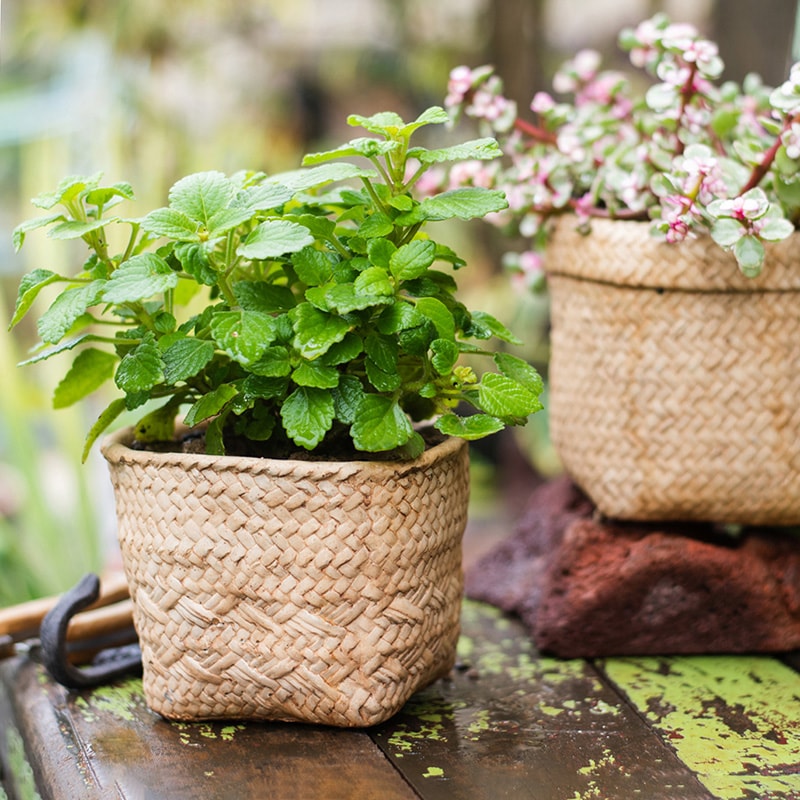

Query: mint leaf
[48,218,111,241]
[354,267,394,297]
[320,333,363,365]
[280,386,335,449]
[431,338,460,375]
[114,335,164,394]
[366,359,401,392]
[303,138,400,165]
[325,283,392,313]
[365,334,398,373]
[134,400,181,442]
[377,301,424,334]
[270,163,377,193]
[434,413,505,440]
[415,297,455,340]
[175,242,217,285]
[347,111,406,136]
[13,214,65,251]
[493,353,544,395]
[236,182,293,212]
[184,383,239,427]
[250,346,292,377]
[9,269,60,329]
[234,281,296,312]
[367,238,397,269]
[292,303,352,359]
[32,173,102,210]
[37,280,106,344]
[84,182,135,206]
[358,212,394,239]
[53,348,118,409]
[141,208,200,241]
[399,188,508,224]
[469,311,522,344]
[478,372,543,419]
[332,374,365,424]
[292,360,340,389]
[238,220,314,260]
[211,310,277,365]
[168,171,236,224]
[206,206,255,237]
[409,137,501,165]
[292,246,334,286]
[351,395,413,452]
[162,338,216,383]
[102,254,179,303]
[83,397,127,462]
[18,334,103,366]
[390,239,436,280]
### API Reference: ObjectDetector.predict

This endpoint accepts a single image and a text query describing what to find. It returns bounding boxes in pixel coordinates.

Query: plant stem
[739,113,797,194]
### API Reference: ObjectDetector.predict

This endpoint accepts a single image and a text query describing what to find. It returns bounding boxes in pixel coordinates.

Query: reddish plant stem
[513,116,558,145]
[739,114,797,194]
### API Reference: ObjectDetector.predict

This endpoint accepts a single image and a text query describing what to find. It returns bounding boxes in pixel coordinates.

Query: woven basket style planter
[101,428,470,727]
[546,217,800,525]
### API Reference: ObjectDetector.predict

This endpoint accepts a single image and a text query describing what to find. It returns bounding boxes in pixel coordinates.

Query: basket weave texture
[102,430,469,726]
[547,218,800,525]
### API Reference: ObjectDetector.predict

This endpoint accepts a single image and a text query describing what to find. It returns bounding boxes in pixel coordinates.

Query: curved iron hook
[40,573,142,689]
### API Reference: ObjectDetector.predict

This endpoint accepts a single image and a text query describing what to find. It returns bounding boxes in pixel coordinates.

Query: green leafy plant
[11,107,543,461]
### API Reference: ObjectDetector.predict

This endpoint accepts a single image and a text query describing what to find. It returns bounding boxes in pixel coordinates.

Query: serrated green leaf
[234,281,296,312]
[431,338,460,375]
[292,360,340,389]
[83,397,127,462]
[302,138,400,165]
[205,206,256,237]
[320,333,363,365]
[211,310,277,365]
[142,207,201,241]
[250,346,292,377]
[351,395,413,452]
[52,348,118,409]
[168,171,236,224]
[358,212,394,239]
[183,383,239,427]
[162,338,216,383]
[365,334,398,373]
[18,334,104,366]
[280,386,335,449]
[325,283,392,313]
[415,296,455,340]
[493,353,544,395]
[403,106,450,134]
[102,253,179,304]
[13,214,65,251]
[84,182,135,206]
[238,219,314,260]
[390,239,436,280]
[398,188,508,224]
[32,173,102,210]
[48,218,112,241]
[292,246,334,286]
[377,301,424,334]
[354,267,394,297]
[347,111,406,135]
[270,163,377,193]
[389,195,414,211]
[469,310,522,344]
[332,374,365,424]
[434,413,505,440]
[134,400,181,443]
[291,303,352,359]
[366,358,401,392]
[114,335,164,395]
[9,269,60,329]
[367,238,397,270]
[284,213,337,241]
[37,280,106,344]
[409,137,501,165]
[175,242,217,285]
[478,372,543,419]
[236,182,293,212]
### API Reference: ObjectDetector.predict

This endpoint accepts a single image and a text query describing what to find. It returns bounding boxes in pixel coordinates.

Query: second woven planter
[101,429,469,727]
[546,218,800,525]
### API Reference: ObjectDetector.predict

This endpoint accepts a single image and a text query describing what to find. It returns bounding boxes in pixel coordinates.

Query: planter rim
[100,424,466,481]
[545,216,800,293]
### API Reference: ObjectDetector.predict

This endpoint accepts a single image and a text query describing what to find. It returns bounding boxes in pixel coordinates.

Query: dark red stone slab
[465,478,800,657]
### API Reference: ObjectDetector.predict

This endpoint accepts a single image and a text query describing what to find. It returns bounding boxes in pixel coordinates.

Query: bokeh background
[1,0,797,603]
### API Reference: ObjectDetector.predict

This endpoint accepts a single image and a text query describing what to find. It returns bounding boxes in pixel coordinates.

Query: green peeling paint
[4,725,42,800]
[75,677,146,723]
[172,722,246,747]
[422,766,445,778]
[603,655,800,800]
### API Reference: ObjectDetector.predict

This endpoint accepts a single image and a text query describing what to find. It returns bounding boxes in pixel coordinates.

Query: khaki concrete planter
[102,428,469,726]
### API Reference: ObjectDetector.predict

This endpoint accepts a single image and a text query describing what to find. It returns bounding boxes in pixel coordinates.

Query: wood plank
[600,655,800,800]
[0,658,417,800]
[371,601,713,800]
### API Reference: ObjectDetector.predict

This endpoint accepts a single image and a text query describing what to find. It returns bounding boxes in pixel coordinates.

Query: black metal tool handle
[40,573,142,689]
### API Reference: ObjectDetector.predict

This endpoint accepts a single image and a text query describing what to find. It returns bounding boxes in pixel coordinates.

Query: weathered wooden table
[1,600,798,800]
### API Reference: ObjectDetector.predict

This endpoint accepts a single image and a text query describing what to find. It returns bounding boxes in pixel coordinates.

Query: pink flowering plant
[443,14,800,281]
